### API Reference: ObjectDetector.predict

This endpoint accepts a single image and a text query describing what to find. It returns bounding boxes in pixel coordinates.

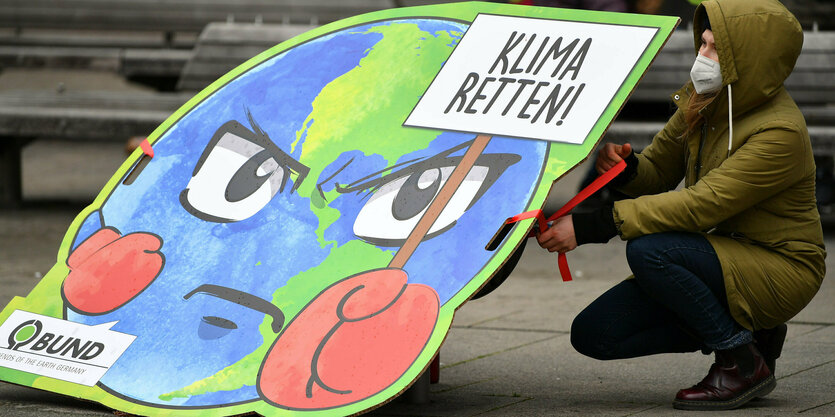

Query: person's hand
[596,142,632,175]
[536,215,577,253]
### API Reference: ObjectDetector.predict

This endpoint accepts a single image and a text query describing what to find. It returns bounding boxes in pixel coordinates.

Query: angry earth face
[58,18,550,411]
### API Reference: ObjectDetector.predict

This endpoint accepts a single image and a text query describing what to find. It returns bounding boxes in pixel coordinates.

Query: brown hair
[682,90,718,139]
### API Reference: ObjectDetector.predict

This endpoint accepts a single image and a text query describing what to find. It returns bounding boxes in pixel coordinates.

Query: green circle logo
[14,325,36,343]
[8,319,42,350]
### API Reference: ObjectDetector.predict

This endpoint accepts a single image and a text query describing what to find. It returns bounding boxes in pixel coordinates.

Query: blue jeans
[571,232,753,360]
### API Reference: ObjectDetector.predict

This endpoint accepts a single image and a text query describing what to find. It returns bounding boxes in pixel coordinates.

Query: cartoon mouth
[62,228,164,315]
[257,268,439,410]
[183,284,286,335]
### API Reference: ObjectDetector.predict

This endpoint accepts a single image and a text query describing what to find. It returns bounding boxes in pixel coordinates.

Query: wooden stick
[389,134,492,269]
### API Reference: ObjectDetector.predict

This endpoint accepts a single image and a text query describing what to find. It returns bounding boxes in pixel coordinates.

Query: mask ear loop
[727,84,733,158]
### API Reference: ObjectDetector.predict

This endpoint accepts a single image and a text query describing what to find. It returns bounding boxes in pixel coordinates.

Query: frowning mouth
[184,284,285,334]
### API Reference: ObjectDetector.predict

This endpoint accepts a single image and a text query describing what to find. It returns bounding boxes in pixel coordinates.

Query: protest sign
[406,14,658,144]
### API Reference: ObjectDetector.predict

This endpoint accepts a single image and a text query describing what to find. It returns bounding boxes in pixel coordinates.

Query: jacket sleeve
[616,108,688,197]
[613,124,809,240]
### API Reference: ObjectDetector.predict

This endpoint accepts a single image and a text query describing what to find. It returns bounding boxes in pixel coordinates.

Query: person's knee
[625,234,661,268]
[570,310,616,360]
[626,234,673,287]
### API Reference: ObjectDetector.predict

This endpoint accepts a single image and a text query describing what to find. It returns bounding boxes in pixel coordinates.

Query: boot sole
[672,374,776,411]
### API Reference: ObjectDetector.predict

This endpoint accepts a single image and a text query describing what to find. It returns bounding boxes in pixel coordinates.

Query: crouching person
[536,0,825,410]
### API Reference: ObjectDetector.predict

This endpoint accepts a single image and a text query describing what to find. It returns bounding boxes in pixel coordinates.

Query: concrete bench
[0,22,315,207]
[0,0,394,84]
[0,45,194,83]
[0,23,312,89]
[177,22,314,91]
[0,0,395,34]
[0,90,191,205]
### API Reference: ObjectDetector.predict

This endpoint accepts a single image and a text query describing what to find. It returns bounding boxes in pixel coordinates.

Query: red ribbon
[139,138,154,158]
[505,209,546,233]
[502,159,627,282]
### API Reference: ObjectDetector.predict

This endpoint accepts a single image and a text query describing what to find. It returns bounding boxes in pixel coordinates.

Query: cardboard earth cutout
[0,2,677,416]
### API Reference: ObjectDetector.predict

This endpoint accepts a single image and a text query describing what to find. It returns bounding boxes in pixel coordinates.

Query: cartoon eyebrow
[336,140,472,195]
[337,156,425,194]
[183,284,285,334]
[336,139,520,210]
[192,110,310,194]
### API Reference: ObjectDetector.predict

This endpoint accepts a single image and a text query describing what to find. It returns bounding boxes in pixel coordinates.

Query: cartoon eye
[352,166,485,245]
[180,117,308,223]
[342,141,519,246]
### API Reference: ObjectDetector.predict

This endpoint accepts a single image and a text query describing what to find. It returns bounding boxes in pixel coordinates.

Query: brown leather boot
[673,343,775,410]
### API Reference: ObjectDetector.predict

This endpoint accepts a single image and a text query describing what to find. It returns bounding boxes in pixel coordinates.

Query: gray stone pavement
[1,140,834,416]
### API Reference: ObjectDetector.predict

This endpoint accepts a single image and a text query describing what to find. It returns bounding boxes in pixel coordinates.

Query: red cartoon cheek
[258,268,439,409]
[62,228,164,315]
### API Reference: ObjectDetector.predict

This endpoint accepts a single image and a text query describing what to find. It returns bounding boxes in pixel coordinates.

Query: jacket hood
[694,0,803,115]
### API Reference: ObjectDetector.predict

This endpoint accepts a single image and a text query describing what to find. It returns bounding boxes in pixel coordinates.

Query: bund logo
[6,318,105,360]
[0,310,135,386]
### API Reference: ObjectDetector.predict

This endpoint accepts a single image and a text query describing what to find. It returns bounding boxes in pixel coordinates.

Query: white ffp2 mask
[690,55,723,94]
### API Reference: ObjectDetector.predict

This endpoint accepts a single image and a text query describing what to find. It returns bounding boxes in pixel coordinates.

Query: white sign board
[404,14,658,144]
[0,310,135,386]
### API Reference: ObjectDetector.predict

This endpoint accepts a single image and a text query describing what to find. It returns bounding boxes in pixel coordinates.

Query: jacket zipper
[695,123,706,179]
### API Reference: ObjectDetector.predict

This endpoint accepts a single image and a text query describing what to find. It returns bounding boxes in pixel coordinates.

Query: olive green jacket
[612,0,825,330]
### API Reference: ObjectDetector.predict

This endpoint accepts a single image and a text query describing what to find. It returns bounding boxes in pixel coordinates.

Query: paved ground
[0,138,833,417]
